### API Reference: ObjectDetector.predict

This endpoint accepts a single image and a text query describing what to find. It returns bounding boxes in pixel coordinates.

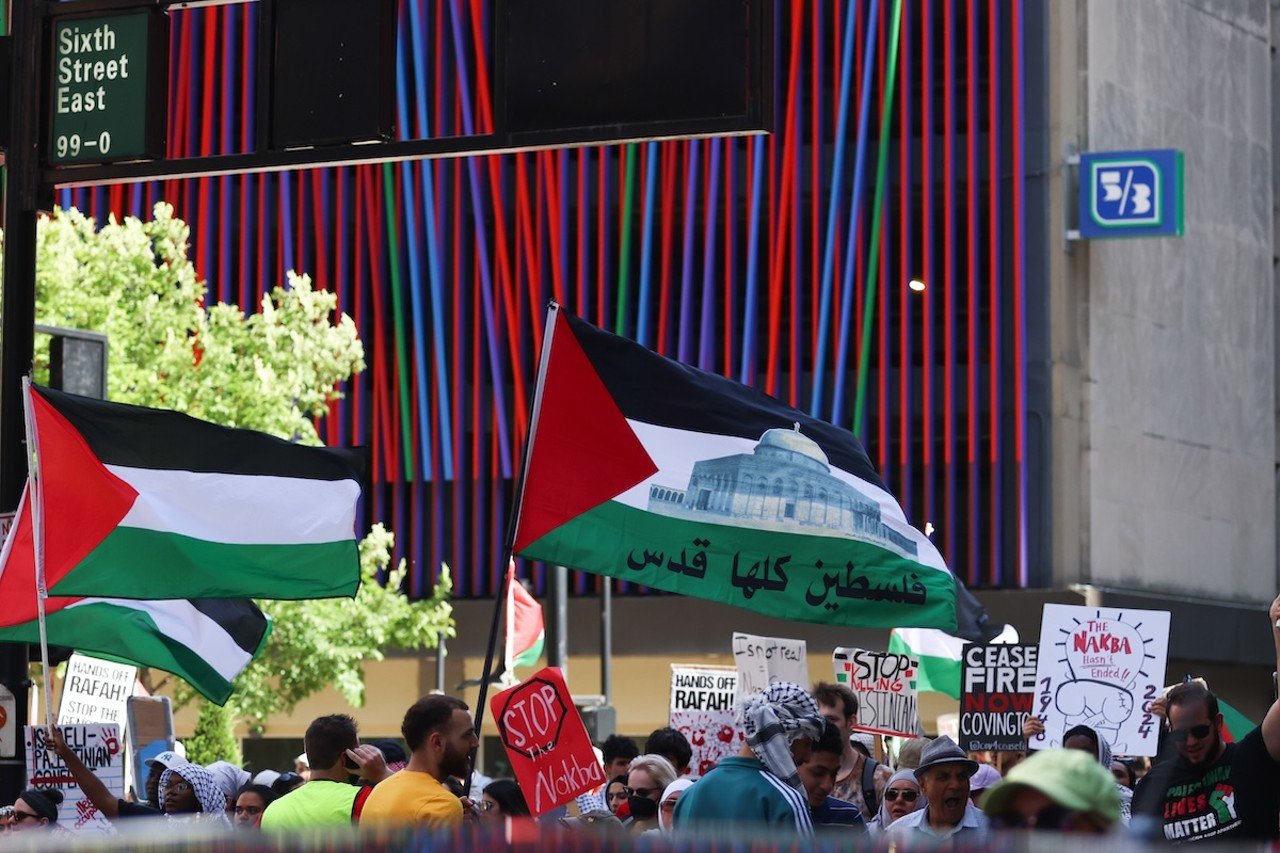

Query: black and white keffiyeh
[738,681,826,793]
[158,764,232,827]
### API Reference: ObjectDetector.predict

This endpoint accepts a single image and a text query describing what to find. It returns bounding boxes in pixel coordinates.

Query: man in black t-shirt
[1131,593,1280,842]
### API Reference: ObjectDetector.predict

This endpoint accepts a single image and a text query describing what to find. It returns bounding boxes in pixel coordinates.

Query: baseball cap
[981,748,1120,825]
[144,750,188,771]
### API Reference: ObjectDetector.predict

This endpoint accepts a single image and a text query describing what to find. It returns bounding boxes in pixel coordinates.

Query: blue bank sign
[1079,148,1184,239]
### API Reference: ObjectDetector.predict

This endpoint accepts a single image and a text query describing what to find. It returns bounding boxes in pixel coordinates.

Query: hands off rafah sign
[670,664,744,778]
[833,647,921,738]
[491,667,604,817]
[25,724,122,835]
[1030,604,1169,756]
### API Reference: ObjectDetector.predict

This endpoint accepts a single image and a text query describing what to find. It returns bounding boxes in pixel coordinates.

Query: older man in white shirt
[887,736,988,842]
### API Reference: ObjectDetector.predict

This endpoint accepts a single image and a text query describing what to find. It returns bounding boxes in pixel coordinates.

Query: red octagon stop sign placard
[490,666,604,816]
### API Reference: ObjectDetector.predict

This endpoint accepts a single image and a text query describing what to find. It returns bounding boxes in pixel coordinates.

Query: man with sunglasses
[1131,593,1280,842]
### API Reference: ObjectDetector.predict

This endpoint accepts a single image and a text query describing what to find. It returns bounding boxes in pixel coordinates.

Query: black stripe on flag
[562,312,887,489]
[37,386,367,482]
[190,599,270,656]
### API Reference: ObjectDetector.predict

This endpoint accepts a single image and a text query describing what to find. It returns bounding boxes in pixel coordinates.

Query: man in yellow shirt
[361,695,480,828]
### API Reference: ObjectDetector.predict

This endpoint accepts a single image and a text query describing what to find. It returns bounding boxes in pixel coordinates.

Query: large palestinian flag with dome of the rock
[511,305,959,631]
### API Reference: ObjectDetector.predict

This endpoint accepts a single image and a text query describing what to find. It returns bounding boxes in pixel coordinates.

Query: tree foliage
[23,203,454,735]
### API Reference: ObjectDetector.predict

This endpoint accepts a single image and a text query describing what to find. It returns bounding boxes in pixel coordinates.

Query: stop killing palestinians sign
[833,647,921,738]
[491,667,604,817]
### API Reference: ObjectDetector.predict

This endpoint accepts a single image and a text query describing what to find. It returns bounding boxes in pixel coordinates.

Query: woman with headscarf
[158,764,232,827]
[657,778,694,831]
[1023,717,1132,824]
[866,768,922,834]
[1062,724,1131,825]
[7,789,65,834]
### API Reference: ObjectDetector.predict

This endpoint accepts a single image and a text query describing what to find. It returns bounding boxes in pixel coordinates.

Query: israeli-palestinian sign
[670,664,743,778]
[25,724,122,835]
[1030,604,1169,756]
[960,644,1038,751]
[833,647,921,738]
[732,632,808,699]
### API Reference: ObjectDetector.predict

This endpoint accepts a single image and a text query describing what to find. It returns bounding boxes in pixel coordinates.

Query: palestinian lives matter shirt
[1132,727,1280,842]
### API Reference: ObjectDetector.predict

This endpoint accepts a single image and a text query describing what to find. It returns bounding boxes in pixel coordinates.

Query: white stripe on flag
[614,419,947,572]
[891,628,965,661]
[66,598,254,681]
[109,466,359,545]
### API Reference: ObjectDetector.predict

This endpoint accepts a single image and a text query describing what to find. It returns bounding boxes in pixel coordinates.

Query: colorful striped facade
[56,1,1042,600]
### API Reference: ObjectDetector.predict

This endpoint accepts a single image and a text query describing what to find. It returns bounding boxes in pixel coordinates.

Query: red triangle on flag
[0,390,139,627]
[513,311,658,553]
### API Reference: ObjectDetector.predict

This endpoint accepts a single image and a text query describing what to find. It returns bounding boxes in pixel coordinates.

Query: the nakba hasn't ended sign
[491,667,604,817]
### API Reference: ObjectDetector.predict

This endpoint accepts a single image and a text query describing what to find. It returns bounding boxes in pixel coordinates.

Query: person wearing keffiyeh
[672,681,827,835]
[158,764,232,827]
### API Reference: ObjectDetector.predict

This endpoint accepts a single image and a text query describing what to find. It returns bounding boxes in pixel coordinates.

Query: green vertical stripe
[382,163,416,480]
[852,0,905,436]
[615,144,638,334]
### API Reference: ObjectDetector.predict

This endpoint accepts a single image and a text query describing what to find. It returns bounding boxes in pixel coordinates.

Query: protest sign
[126,695,173,804]
[833,647,921,737]
[732,632,808,699]
[491,667,605,817]
[960,644,1038,751]
[669,664,743,778]
[1030,604,1170,756]
[25,724,122,835]
[58,654,137,729]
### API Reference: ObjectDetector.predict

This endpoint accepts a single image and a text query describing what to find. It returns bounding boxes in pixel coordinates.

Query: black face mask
[628,795,658,820]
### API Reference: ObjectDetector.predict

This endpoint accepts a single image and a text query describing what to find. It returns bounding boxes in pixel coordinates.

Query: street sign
[48,11,166,165]
[1079,148,1184,239]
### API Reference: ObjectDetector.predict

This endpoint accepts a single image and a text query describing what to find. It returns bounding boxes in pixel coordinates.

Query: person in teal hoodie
[673,681,826,836]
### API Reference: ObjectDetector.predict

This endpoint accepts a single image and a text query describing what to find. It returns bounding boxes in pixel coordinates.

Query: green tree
[21,203,454,751]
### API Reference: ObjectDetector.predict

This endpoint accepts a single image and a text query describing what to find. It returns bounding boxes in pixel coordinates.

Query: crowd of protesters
[3,594,1278,844]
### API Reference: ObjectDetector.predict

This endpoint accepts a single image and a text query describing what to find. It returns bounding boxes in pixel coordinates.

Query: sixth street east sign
[1079,148,1184,239]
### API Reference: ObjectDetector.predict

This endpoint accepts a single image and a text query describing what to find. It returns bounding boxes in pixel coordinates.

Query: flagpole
[468,301,561,783]
[20,378,52,727]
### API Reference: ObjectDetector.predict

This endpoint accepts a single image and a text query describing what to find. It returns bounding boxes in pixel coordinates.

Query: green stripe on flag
[513,631,545,669]
[524,500,957,630]
[1219,698,1256,742]
[49,528,359,600]
[0,603,267,704]
[888,632,962,699]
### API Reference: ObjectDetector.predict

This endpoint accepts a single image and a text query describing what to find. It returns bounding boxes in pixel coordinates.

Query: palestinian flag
[888,628,965,699]
[0,487,269,704]
[511,306,958,630]
[504,563,545,673]
[5,385,365,603]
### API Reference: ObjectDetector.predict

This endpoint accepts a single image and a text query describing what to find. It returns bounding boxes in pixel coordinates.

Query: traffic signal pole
[0,0,48,806]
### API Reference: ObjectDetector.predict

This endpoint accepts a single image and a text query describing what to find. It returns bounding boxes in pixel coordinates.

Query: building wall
[1050,0,1276,602]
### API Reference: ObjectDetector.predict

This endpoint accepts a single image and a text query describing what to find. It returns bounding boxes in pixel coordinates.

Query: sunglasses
[10,811,40,824]
[624,786,662,799]
[884,788,919,803]
[1169,724,1213,743]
